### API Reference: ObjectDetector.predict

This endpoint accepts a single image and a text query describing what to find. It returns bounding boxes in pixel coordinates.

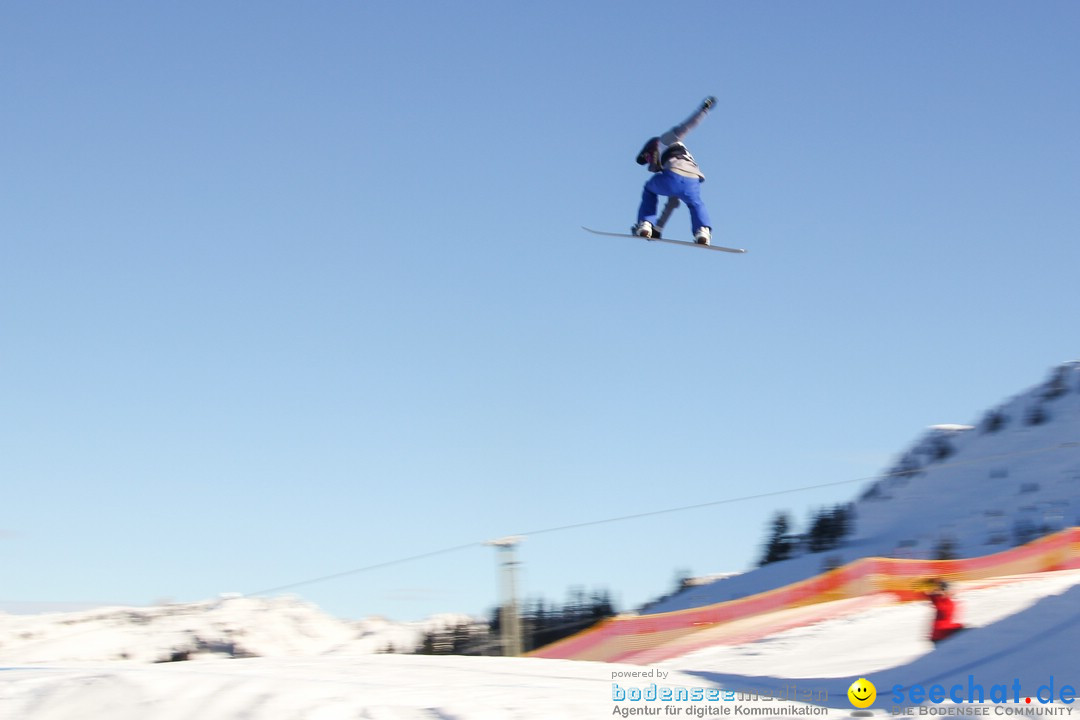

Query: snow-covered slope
[665,570,1080,681]
[647,362,1080,614]
[4,570,1079,719]
[854,363,1080,556]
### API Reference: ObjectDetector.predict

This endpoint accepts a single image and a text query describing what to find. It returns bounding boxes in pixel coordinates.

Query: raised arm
[659,96,717,145]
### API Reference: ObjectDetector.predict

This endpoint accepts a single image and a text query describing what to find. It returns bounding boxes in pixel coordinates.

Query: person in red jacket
[925,579,965,643]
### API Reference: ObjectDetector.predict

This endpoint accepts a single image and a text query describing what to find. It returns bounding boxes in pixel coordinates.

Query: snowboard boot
[694,226,712,246]
[633,221,654,238]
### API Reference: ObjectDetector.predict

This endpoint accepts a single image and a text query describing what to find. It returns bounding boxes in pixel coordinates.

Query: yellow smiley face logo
[848,678,877,708]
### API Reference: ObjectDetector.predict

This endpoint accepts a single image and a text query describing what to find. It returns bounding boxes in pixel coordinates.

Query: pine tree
[807,508,831,553]
[760,511,794,565]
[933,536,958,560]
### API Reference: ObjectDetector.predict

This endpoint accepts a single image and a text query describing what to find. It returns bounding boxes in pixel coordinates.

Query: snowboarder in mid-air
[923,578,965,644]
[633,96,717,246]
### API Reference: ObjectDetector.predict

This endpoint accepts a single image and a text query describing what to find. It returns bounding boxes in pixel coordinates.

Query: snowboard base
[583,227,747,254]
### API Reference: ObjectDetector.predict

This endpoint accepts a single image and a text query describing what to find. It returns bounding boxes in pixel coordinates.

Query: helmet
[636,137,662,172]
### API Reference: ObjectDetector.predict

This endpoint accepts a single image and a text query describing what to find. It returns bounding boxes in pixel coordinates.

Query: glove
[702,96,717,111]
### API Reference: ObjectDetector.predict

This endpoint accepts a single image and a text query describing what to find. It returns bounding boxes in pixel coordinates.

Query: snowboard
[583,227,747,254]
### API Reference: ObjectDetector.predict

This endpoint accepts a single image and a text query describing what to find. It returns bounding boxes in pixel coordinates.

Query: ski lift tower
[485,535,524,657]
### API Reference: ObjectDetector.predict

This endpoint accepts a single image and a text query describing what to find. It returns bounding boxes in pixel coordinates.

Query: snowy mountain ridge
[0,594,480,664]
[647,360,1080,614]
[854,360,1080,556]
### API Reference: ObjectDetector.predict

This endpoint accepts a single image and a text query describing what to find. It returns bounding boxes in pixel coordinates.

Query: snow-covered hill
[0,595,480,664]
[647,361,1080,614]
[4,570,1080,719]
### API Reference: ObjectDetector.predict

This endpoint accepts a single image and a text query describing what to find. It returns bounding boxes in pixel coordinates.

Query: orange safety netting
[528,527,1080,663]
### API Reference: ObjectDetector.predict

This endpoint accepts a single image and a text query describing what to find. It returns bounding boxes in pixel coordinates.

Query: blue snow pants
[637,170,711,232]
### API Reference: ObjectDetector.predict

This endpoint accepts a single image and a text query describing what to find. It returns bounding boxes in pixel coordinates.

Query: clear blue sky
[2,2,1079,621]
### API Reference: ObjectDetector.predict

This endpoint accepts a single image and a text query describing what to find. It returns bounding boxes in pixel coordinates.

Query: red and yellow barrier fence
[529,527,1080,663]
